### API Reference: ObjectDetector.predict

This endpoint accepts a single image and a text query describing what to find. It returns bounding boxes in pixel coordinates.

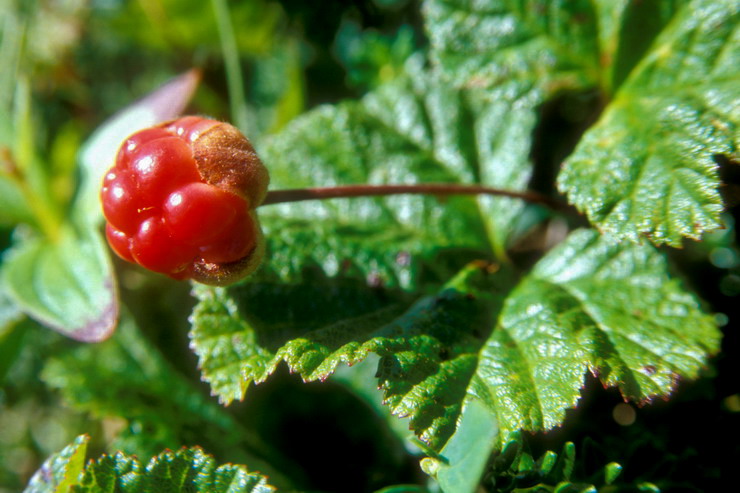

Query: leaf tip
[68,280,119,343]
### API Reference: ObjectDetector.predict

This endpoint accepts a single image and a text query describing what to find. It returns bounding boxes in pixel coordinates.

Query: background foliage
[1,1,738,492]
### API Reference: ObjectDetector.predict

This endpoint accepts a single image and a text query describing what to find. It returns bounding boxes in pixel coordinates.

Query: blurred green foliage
[1,1,738,492]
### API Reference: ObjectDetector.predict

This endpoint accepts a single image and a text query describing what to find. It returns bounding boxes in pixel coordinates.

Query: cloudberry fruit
[101,116,269,286]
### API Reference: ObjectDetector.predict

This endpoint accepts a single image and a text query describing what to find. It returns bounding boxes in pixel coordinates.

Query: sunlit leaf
[470,229,719,448]
[25,435,275,493]
[558,0,739,245]
[24,435,88,493]
[193,229,719,457]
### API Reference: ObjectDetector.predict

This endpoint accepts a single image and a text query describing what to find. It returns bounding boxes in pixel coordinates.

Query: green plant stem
[211,0,251,134]
[260,184,569,212]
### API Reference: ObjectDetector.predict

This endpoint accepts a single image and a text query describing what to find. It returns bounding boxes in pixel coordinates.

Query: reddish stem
[261,184,568,211]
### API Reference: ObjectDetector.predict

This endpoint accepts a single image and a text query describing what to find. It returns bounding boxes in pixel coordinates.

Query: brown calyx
[190,121,270,208]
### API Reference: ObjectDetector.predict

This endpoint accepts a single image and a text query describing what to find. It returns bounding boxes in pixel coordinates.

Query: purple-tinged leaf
[3,226,118,342]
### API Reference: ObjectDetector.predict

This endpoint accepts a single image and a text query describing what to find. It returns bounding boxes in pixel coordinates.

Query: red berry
[105,224,134,263]
[131,216,197,274]
[100,116,269,285]
[116,127,172,168]
[128,137,201,207]
[198,211,256,264]
[163,182,246,245]
[101,170,141,234]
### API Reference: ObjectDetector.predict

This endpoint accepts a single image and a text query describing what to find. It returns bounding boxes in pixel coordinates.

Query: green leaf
[423,0,600,90]
[193,228,719,461]
[604,462,623,485]
[0,167,33,226]
[597,0,685,93]
[423,0,685,96]
[335,22,416,89]
[474,229,719,446]
[25,436,276,493]
[2,225,118,342]
[78,448,275,493]
[558,0,739,246]
[24,435,88,493]
[0,77,60,232]
[0,276,24,334]
[191,263,507,451]
[421,396,499,493]
[259,58,541,286]
[0,280,26,382]
[191,272,415,404]
[41,312,285,485]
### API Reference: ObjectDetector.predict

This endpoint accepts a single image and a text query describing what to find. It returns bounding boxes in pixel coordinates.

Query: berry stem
[260,184,569,211]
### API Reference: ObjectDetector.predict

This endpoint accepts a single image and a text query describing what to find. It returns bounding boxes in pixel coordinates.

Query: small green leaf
[517,452,535,474]
[422,396,499,493]
[24,434,88,493]
[481,435,639,492]
[554,483,596,493]
[25,436,276,493]
[0,170,34,227]
[3,226,118,342]
[558,0,739,246]
[555,443,576,483]
[538,450,559,477]
[604,462,623,485]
